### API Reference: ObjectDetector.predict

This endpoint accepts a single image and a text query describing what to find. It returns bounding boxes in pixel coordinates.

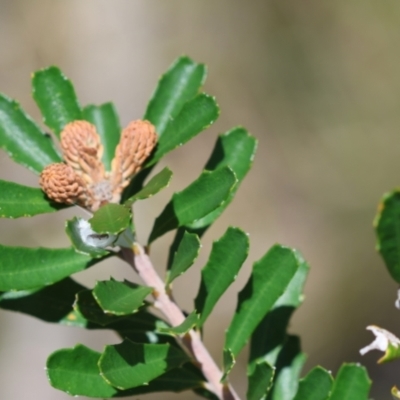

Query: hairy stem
[119,244,240,400]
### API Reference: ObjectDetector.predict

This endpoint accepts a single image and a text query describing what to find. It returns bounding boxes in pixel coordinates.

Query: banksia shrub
[0,57,375,399]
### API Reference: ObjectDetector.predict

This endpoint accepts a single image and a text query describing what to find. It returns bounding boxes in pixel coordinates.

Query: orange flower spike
[110,120,157,199]
[60,120,105,184]
[39,163,89,207]
[40,119,157,211]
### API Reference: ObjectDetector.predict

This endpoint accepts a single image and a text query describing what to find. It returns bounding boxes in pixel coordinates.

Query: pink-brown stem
[119,244,240,400]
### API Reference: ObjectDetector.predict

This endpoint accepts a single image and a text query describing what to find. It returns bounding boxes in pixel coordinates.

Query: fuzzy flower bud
[110,119,157,199]
[39,163,88,206]
[39,119,157,211]
[60,120,105,184]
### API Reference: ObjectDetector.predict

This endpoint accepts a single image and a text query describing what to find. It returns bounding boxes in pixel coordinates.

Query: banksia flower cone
[39,163,88,206]
[110,120,157,198]
[40,119,157,212]
[60,121,105,184]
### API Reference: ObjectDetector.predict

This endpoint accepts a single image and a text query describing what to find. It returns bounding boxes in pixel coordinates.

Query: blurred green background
[1,1,400,398]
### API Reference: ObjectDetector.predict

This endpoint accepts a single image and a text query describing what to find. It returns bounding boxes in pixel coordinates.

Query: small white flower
[395,288,400,310]
[393,386,400,399]
[77,218,116,248]
[360,325,400,356]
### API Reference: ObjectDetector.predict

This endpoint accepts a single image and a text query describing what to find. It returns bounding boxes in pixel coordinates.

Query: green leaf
[0,180,67,218]
[268,336,306,400]
[374,191,400,283]
[114,365,205,396]
[249,253,309,366]
[66,217,109,258]
[193,388,219,400]
[0,245,98,291]
[157,311,199,336]
[32,66,82,137]
[123,55,207,202]
[74,289,126,326]
[74,290,170,341]
[293,366,333,400]
[106,317,179,347]
[99,339,189,390]
[329,364,371,400]
[124,167,173,207]
[222,348,236,380]
[272,253,309,309]
[93,279,152,316]
[89,203,131,234]
[206,127,257,181]
[148,167,237,243]
[144,56,207,136]
[247,361,274,400]
[49,348,204,398]
[188,127,258,231]
[47,344,118,398]
[148,94,219,166]
[47,345,202,398]
[121,168,154,203]
[74,290,173,344]
[225,245,300,357]
[0,277,86,325]
[0,94,61,173]
[195,227,249,327]
[83,102,121,171]
[167,231,201,284]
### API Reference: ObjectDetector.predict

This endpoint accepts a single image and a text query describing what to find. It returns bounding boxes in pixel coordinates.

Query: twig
[119,244,240,400]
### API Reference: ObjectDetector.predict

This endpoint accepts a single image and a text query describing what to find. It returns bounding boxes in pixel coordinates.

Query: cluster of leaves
[0,57,371,399]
